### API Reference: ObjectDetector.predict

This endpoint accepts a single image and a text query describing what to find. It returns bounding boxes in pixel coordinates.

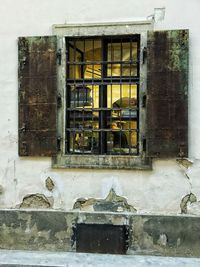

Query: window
[65,36,140,155]
[18,22,188,169]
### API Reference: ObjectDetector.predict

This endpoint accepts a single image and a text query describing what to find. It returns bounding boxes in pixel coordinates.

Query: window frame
[52,21,153,169]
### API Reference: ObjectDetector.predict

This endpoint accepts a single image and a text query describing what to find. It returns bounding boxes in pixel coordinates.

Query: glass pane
[69,85,99,108]
[68,41,83,79]
[108,42,137,61]
[67,84,100,154]
[84,40,101,79]
[84,64,101,79]
[107,63,137,77]
[122,64,137,76]
[107,84,137,109]
[67,39,102,80]
[107,43,121,61]
[107,41,138,77]
[69,111,99,130]
[107,84,138,154]
[107,127,137,154]
[69,131,99,154]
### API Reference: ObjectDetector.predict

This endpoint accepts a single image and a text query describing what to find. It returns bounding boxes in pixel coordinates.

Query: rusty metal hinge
[142,94,147,108]
[143,138,146,152]
[142,47,147,64]
[20,141,28,156]
[56,49,62,65]
[57,93,62,108]
[19,123,26,132]
[178,145,186,158]
[57,136,61,152]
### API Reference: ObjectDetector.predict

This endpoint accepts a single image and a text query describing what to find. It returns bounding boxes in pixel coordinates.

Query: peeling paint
[19,194,52,209]
[45,177,55,192]
[73,188,136,213]
[180,193,197,214]
[176,158,193,169]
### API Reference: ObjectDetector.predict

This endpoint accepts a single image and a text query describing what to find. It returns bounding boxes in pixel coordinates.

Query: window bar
[72,131,75,153]
[83,39,86,154]
[137,39,140,79]
[65,41,71,154]
[136,83,139,155]
[92,39,95,81]
[128,39,131,155]
[99,39,107,154]
[73,40,76,149]
[73,40,76,79]
[110,83,113,155]
[119,39,123,153]
[66,84,71,153]
[130,38,133,62]
[72,44,76,151]
[92,83,94,154]
[92,39,95,154]
[73,110,76,151]
[80,108,85,154]
[109,38,113,155]
[66,77,139,85]
[72,44,76,153]
[137,38,140,155]
[128,83,131,155]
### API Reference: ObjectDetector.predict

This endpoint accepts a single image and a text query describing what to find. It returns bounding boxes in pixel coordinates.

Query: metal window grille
[65,35,140,155]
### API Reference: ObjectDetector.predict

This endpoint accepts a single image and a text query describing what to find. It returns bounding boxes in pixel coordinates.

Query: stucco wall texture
[0,0,200,214]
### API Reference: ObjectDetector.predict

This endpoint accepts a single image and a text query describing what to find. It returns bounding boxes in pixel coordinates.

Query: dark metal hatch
[75,223,129,254]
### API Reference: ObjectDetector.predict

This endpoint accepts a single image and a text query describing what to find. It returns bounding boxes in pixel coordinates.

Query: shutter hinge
[57,93,62,108]
[20,141,28,156]
[56,49,62,65]
[178,145,186,158]
[143,138,146,152]
[19,123,26,132]
[142,47,147,64]
[57,136,61,152]
[142,94,147,108]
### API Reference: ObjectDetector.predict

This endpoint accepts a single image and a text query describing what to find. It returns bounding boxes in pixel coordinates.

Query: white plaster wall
[0,0,200,214]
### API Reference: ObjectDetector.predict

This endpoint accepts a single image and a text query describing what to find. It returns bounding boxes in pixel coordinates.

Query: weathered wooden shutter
[146,30,188,157]
[18,36,57,156]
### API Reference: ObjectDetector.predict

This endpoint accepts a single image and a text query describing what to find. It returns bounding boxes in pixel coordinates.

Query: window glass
[107,42,138,77]
[66,36,140,155]
[68,40,101,80]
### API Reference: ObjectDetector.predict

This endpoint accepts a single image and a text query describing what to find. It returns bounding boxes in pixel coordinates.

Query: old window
[65,36,139,155]
[18,23,188,169]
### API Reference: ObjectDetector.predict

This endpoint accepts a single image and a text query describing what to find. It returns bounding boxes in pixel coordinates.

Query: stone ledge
[0,250,200,267]
[0,209,200,257]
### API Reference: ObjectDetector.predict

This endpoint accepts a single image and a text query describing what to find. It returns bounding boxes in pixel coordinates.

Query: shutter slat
[18,36,57,156]
[146,30,189,157]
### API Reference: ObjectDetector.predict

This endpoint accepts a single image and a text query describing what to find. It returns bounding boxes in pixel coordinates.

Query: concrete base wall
[0,209,200,258]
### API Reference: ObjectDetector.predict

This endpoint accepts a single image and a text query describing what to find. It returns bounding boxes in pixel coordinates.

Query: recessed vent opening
[75,223,129,255]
